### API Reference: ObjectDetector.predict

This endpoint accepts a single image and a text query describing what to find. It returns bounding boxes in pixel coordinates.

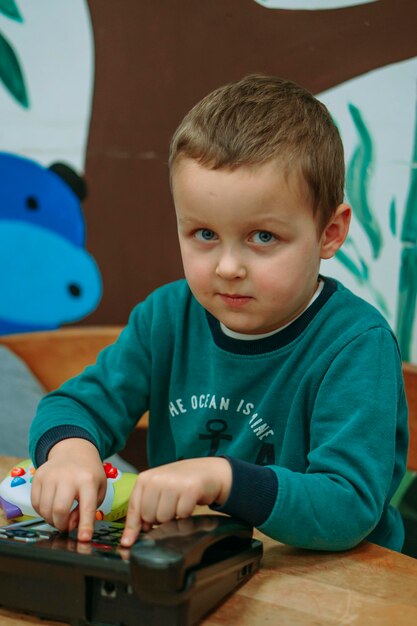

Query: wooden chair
[0,326,148,470]
[398,362,417,558]
[0,326,123,392]
[403,362,417,472]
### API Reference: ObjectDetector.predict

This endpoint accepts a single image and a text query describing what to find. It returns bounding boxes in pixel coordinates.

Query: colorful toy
[0,459,137,522]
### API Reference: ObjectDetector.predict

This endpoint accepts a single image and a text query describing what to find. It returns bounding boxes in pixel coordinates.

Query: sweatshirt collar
[206,276,337,355]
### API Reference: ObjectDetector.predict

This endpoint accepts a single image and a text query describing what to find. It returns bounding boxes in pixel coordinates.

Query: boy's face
[173,158,348,335]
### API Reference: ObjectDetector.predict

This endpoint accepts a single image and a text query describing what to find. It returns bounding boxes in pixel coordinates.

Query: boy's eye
[252,231,276,245]
[195,228,217,241]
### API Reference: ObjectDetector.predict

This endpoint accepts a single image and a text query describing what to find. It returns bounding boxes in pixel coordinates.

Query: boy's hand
[121,457,232,547]
[31,438,107,542]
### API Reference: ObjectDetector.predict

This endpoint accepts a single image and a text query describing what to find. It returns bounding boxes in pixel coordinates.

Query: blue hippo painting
[0,152,102,334]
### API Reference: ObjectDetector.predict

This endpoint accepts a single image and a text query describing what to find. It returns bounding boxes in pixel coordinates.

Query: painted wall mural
[0,0,101,334]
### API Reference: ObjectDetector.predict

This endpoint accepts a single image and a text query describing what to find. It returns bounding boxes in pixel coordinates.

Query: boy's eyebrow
[176,216,196,225]
[253,216,290,227]
[177,213,292,225]
[176,215,212,226]
[243,216,294,231]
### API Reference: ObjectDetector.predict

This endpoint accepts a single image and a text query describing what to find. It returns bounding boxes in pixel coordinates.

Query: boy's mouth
[218,293,253,307]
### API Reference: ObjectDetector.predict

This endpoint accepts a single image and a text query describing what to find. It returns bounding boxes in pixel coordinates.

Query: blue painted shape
[11,477,26,487]
[0,152,85,246]
[0,221,102,330]
[0,318,53,334]
[0,152,102,333]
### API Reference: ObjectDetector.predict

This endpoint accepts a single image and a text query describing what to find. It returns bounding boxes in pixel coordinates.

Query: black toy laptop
[0,515,262,626]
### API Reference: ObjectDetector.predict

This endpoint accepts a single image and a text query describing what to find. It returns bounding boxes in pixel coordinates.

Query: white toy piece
[0,458,137,521]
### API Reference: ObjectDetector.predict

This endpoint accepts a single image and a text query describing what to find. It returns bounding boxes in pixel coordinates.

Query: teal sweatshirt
[30,277,408,551]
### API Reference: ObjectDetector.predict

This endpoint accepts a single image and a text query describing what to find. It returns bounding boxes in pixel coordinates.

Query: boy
[29,75,408,552]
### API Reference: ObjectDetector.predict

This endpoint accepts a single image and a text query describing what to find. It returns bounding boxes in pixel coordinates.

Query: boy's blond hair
[169,74,344,231]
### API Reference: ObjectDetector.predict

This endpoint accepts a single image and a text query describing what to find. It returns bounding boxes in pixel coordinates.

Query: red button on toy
[106,466,118,479]
[103,462,118,479]
[10,467,25,477]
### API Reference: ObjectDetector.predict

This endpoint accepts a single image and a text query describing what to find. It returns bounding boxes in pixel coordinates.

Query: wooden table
[1,456,417,626]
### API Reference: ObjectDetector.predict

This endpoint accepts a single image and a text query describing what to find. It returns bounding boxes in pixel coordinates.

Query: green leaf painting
[397,247,417,360]
[402,95,417,245]
[337,97,417,361]
[0,0,22,22]
[346,103,383,258]
[389,198,397,236]
[338,108,389,318]
[0,30,29,108]
[396,91,417,361]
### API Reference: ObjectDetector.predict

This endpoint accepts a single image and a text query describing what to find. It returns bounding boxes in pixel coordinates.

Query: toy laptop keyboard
[0,514,262,626]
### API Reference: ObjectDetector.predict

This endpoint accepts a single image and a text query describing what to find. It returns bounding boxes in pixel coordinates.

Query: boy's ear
[320,203,351,259]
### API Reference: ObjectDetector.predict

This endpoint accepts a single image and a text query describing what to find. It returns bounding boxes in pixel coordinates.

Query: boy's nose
[215,249,247,279]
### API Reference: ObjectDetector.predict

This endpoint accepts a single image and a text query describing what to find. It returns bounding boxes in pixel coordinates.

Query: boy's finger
[140,484,161,523]
[155,489,177,523]
[120,523,141,547]
[77,489,99,542]
[121,501,142,546]
[50,483,78,531]
[68,507,80,532]
[30,477,41,509]
[121,483,143,546]
[176,490,198,520]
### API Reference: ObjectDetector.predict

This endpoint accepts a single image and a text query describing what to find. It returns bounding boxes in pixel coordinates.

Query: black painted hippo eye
[26,196,39,210]
[68,283,82,297]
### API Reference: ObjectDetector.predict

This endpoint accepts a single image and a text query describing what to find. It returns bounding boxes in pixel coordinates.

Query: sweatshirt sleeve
[211,456,278,526]
[29,302,151,466]
[256,328,408,551]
